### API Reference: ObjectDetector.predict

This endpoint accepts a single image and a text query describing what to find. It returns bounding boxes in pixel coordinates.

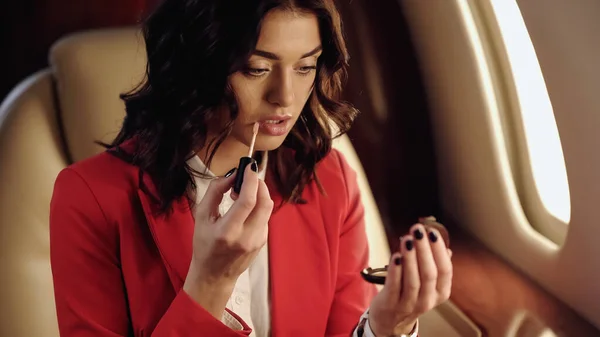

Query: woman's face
[228,9,322,152]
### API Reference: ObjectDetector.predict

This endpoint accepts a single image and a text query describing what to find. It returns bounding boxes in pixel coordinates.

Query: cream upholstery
[0,28,391,336]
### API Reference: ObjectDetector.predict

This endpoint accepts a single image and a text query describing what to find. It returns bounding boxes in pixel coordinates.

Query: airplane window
[488,0,571,227]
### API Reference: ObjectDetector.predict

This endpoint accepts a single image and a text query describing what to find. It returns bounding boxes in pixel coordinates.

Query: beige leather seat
[0,28,390,337]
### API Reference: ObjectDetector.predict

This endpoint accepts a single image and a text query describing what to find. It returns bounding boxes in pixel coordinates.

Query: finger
[399,234,419,312]
[411,223,438,313]
[195,173,236,219]
[419,216,450,248]
[244,179,274,238]
[428,228,453,301]
[222,164,260,226]
[383,251,404,306]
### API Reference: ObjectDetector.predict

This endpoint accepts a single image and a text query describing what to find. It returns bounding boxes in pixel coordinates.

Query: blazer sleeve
[325,151,379,336]
[50,168,250,337]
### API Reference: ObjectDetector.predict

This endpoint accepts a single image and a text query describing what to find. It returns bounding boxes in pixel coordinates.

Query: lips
[256,114,293,136]
[257,114,292,124]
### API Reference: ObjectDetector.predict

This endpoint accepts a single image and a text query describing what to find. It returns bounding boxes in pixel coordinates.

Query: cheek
[230,76,263,119]
[296,77,316,104]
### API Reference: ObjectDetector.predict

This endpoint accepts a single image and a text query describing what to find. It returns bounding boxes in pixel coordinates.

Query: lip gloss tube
[233,122,259,194]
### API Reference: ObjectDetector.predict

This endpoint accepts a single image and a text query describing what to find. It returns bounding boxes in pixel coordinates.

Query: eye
[297,66,317,76]
[243,68,270,78]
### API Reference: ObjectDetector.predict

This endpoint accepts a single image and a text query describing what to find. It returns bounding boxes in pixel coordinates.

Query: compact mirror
[361,266,389,285]
[360,216,451,285]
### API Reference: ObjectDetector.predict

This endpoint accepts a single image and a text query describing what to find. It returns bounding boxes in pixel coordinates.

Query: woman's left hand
[368,223,453,336]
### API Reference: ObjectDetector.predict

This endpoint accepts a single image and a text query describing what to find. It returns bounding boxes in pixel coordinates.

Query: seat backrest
[0,27,390,337]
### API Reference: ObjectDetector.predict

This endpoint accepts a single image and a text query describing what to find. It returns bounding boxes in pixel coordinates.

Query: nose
[267,70,295,108]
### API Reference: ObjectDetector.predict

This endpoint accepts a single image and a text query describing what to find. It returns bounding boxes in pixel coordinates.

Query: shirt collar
[187,152,269,203]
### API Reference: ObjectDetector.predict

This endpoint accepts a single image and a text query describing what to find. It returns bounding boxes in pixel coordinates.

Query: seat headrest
[49,27,146,162]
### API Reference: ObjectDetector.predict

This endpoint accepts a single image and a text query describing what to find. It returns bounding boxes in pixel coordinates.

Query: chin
[253,135,288,152]
[231,125,293,152]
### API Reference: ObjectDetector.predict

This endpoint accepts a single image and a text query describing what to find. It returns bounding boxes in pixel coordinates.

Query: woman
[49,0,452,336]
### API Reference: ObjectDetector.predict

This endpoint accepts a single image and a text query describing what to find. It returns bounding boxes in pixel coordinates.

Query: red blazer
[49,142,377,337]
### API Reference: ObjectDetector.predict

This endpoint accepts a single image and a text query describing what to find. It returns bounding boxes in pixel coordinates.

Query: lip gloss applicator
[233,122,259,194]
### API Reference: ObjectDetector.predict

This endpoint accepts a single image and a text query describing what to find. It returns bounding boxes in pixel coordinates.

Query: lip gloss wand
[233,122,259,194]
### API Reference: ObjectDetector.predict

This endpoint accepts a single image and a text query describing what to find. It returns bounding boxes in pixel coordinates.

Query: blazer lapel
[115,138,194,292]
[267,178,331,336]
[137,177,194,292]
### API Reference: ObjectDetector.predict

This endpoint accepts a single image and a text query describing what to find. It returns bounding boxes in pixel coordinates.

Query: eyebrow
[251,45,323,60]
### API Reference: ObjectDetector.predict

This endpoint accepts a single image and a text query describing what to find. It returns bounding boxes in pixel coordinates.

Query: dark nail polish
[394,257,402,265]
[251,161,258,172]
[224,168,236,178]
[429,231,438,243]
[405,240,414,251]
[414,229,424,240]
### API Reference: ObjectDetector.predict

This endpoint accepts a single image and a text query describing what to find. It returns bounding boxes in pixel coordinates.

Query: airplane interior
[1,0,599,336]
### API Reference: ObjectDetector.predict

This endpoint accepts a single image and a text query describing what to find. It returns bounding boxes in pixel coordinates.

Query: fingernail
[251,161,258,172]
[224,168,236,178]
[405,240,414,251]
[394,256,402,265]
[414,228,424,240]
[429,230,438,243]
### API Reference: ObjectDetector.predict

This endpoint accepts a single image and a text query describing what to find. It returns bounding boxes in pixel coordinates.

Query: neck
[198,136,251,176]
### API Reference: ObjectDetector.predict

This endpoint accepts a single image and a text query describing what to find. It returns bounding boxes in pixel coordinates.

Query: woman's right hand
[183,164,274,318]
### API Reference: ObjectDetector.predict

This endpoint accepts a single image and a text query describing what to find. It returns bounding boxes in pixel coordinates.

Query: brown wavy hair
[104,0,358,213]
